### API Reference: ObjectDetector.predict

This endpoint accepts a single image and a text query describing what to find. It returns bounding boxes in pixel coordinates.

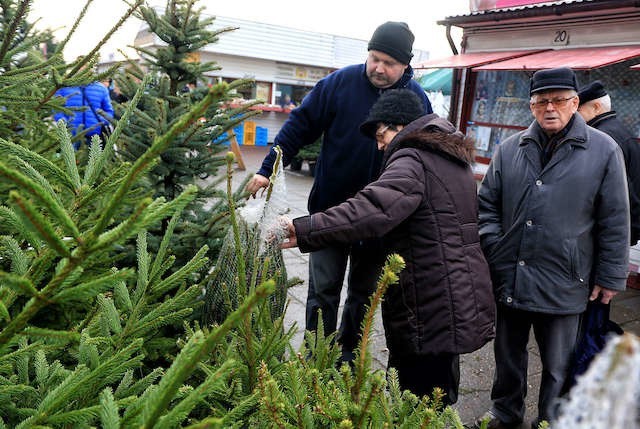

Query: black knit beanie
[359,89,424,138]
[368,21,414,65]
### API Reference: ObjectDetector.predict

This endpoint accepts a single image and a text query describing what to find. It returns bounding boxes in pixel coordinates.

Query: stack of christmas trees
[0,1,465,427]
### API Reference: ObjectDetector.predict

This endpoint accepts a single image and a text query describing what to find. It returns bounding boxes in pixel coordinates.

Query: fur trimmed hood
[382,114,476,167]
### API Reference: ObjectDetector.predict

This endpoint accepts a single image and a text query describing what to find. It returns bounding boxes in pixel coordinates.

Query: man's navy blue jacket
[257,63,432,213]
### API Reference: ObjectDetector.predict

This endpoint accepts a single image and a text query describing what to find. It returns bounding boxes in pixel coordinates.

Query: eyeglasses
[530,96,576,109]
[375,125,391,138]
[375,124,397,139]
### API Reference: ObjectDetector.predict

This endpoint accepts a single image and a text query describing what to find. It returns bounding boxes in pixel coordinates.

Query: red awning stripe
[472,46,640,71]
[631,63,640,70]
[414,50,547,69]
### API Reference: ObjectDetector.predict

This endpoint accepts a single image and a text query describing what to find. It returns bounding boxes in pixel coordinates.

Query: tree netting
[202,148,290,325]
[554,333,640,428]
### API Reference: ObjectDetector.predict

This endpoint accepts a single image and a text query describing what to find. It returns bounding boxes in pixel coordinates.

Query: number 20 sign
[553,30,570,46]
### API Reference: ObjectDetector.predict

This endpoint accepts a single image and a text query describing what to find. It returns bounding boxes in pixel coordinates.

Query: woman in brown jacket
[281,89,495,404]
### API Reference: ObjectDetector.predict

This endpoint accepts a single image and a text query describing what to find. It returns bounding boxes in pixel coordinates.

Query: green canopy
[418,68,453,95]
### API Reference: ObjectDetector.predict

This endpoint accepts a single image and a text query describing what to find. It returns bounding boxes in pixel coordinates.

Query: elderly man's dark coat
[586,111,640,245]
[294,115,495,358]
[478,114,629,315]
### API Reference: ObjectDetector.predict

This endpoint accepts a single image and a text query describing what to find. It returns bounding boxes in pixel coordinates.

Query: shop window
[218,78,271,103]
[469,70,531,159]
[469,62,640,160]
[275,83,312,108]
[255,82,271,103]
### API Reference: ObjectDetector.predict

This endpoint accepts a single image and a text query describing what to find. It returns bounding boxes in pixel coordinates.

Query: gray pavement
[232,145,640,428]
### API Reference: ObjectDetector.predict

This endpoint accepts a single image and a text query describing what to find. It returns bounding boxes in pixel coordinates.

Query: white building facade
[132,15,430,143]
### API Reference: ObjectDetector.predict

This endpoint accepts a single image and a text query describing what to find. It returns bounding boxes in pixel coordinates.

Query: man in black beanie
[245,23,432,364]
[578,80,640,246]
[476,67,629,429]
[278,89,494,405]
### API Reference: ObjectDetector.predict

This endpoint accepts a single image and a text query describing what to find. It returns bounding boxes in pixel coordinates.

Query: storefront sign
[276,63,330,83]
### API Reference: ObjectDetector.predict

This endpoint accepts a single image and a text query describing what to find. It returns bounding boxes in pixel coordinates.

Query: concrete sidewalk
[232,145,640,428]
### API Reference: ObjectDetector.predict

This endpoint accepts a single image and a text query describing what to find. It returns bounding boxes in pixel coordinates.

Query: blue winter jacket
[54,82,114,138]
[257,63,432,213]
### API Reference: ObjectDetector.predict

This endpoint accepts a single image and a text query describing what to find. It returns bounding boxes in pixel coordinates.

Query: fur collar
[382,114,476,167]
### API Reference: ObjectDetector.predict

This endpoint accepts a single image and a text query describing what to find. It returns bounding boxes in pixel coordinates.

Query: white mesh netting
[202,148,290,325]
[554,333,640,429]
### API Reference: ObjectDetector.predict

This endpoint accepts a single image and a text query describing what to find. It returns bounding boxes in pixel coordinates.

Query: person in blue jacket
[54,81,114,149]
[246,21,432,363]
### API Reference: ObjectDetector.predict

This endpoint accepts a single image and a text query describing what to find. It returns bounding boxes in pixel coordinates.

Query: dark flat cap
[530,67,578,95]
[578,80,607,106]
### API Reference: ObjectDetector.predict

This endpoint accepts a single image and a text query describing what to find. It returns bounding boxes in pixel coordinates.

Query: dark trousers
[491,305,581,425]
[305,243,384,361]
[389,353,460,405]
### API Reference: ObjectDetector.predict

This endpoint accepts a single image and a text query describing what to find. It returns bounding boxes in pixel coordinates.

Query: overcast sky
[29,0,470,62]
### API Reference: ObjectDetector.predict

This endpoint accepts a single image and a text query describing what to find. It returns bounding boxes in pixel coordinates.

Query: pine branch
[92,80,227,238]
[54,0,92,58]
[0,0,30,66]
[0,205,41,248]
[54,120,82,190]
[0,235,29,275]
[13,157,64,208]
[75,163,129,210]
[20,326,81,344]
[149,214,179,282]
[352,254,404,402]
[66,0,144,78]
[52,269,135,303]
[141,279,275,428]
[0,271,38,298]
[148,245,208,299]
[0,165,81,242]
[0,247,80,345]
[156,359,236,428]
[33,339,143,423]
[99,388,120,429]
[9,191,72,258]
[89,197,152,252]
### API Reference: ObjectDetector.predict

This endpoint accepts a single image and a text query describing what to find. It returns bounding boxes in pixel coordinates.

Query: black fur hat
[360,89,425,138]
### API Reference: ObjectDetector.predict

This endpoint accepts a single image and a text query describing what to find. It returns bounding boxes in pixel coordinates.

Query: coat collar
[519,113,589,150]
[587,111,618,128]
[381,114,475,167]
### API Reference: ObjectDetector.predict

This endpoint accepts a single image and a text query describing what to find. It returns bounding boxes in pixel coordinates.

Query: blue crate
[255,126,268,146]
[212,124,244,146]
[233,125,243,145]
[212,131,230,145]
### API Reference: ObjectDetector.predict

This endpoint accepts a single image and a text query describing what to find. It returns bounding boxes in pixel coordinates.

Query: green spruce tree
[114,0,261,270]
[0,2,472,427]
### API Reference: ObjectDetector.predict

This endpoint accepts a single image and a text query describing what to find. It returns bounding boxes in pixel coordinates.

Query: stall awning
[414,50,545,69]
[473,46,640,71]
[418,68,453,94]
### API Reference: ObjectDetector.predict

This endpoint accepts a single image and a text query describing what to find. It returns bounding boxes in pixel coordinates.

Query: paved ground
[231,145,640,428]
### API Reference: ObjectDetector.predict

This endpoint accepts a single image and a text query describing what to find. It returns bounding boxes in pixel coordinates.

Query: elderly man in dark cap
[475,67,629,429]
[245,22,432,364]
[578,80,640,246]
